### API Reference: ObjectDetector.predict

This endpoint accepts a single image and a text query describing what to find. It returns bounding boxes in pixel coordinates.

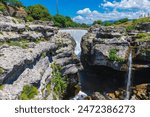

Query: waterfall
[59,29,87,56]
[125,50,132,100]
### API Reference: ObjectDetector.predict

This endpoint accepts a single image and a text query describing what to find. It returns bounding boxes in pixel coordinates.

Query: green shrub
[108,49,125,62]
[19,85,38,100]
[51,63,67,98]
[26,4,52,21]
[25,15,34,22]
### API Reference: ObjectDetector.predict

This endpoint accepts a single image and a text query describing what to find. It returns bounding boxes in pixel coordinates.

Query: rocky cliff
[81,23,150,100]
[0,15,81,100]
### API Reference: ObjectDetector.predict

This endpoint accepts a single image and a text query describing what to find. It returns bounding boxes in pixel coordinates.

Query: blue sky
[20,0,150,24]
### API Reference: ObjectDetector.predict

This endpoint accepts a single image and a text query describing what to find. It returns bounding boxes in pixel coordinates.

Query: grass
[0,39,30,49]
[136,33,150,42]
[41,52,47,58]
[108,48,125,62]
[19,85,38,100]
[7,40,29,49]
[0,67,4,75]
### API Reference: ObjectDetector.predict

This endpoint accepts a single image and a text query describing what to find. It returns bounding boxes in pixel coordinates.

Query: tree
[93,20,102,25]
[103,21,113,26]
[114,18,129,25]
[53,15,67,27]
[1,0,23,7]
[26,4,52,21]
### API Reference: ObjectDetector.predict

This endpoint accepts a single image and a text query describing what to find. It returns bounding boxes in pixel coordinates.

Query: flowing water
[59,29,87,56]
[125,51,132,100]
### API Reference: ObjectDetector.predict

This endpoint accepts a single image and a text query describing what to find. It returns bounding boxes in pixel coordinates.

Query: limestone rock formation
[81,26,129,71]
[81,23,150,100]
[0,16,81,100]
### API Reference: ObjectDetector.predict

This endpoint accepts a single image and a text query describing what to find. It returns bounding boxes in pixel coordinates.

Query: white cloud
[73,0,150,24]
[77,8,91,15]
[73,8,148,24]
[102,0,150,10]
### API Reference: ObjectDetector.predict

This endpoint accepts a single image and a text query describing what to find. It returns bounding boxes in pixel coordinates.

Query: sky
[20,0,150,24]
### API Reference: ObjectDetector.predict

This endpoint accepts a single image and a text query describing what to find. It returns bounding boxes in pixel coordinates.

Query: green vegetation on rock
[108,48,125,62]
[19,85,38,100]
[0,3,6,11]
[6,40,29,49]
[51,63,67,98]
[113,17,150,31]
[41,52,47,58]
[0,84,4,90]
[0,67,4,75]
[136,33,150,42]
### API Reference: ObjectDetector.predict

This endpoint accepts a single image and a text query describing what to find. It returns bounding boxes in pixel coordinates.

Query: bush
[103,21,113,26]
[19,85,38,100]
[51,63,67,98]
[25,15,34,22]
[26,4,52,21]
[108,49,125,62]
[53,15,67,27]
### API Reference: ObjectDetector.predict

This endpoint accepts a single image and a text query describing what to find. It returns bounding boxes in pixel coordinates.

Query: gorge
[0,2,150,100]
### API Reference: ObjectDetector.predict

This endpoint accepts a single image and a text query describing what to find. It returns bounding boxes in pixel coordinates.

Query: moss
[108,48,125,62]
[136,33,150,42]
[19,85,38,100]
[0,67,4,75]
[0,85,4,90]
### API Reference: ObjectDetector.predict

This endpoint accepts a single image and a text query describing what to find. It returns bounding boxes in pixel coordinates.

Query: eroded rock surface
[0,16,81,100]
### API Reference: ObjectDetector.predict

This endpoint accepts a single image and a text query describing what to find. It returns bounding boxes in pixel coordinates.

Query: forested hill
[0,0,89,28]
